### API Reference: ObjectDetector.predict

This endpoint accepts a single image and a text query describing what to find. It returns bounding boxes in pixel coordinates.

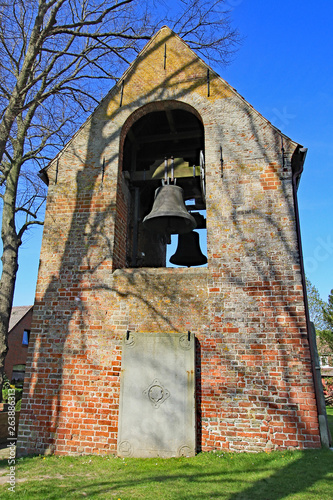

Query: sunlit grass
[326,406,333,438]
[0,446,332,499]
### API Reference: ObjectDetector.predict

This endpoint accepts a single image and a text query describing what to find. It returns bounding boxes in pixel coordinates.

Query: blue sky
[11,0,333,305]
[219,0,333,302]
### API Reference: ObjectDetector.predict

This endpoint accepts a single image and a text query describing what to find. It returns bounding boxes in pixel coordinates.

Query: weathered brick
[16,26,320,457]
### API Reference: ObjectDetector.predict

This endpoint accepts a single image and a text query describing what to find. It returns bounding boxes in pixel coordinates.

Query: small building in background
[4,306,33,384]
[318,338,333,377]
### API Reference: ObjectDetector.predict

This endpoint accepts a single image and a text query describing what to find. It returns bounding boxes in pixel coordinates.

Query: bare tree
[0,0,239,389]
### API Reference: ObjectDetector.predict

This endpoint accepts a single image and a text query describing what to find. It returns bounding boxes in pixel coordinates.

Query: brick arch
[113,100,204,270]
[119,100,204,158]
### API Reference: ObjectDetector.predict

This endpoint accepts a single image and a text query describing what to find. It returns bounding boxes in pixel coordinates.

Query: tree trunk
[0,163,21,396]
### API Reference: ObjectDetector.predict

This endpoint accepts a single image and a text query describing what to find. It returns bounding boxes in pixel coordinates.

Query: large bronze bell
[143,185,196,234]
[170,231,207,267]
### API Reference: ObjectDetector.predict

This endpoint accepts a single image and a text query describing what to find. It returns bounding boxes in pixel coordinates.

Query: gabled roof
[8,306,33,333]
[40,25,301,181]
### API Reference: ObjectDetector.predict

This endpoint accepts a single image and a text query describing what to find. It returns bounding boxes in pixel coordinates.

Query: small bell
[170,231,207,267]
[143,185,196,234]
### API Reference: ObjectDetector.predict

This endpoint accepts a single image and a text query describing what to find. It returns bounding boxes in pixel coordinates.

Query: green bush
[1,373,11,403]
[2,374,23,407]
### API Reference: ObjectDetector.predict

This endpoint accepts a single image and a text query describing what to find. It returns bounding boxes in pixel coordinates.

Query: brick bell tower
[17,26,322,457]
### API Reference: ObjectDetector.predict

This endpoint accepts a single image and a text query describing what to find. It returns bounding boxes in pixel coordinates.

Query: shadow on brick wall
[17,29,320,458]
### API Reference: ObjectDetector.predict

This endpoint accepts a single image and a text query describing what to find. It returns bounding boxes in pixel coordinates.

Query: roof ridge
[8,305,33,333]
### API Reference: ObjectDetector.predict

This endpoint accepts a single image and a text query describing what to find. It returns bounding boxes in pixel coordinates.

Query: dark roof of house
[8,305,33,332]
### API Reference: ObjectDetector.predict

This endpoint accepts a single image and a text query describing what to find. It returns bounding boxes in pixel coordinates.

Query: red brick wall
[17,27,320,456]
[4,309,33,381]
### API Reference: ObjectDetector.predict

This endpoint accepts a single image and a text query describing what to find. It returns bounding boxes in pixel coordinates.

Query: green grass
[327,406,333,438]
[0,447,332,499]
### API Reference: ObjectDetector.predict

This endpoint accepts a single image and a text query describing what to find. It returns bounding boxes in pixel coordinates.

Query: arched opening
[121,103,207,268]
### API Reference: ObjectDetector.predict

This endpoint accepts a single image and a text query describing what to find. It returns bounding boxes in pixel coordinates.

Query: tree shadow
[227,450,333,500]
[17,26,321,466]
[10,450,333,499]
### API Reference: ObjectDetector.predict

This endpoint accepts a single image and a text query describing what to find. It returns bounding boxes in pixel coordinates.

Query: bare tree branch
[17,219,44,241]
[0,0,240,394]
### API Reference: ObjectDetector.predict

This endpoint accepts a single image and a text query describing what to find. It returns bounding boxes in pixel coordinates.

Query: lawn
[327,406,333,438]
[0,444,332,500]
